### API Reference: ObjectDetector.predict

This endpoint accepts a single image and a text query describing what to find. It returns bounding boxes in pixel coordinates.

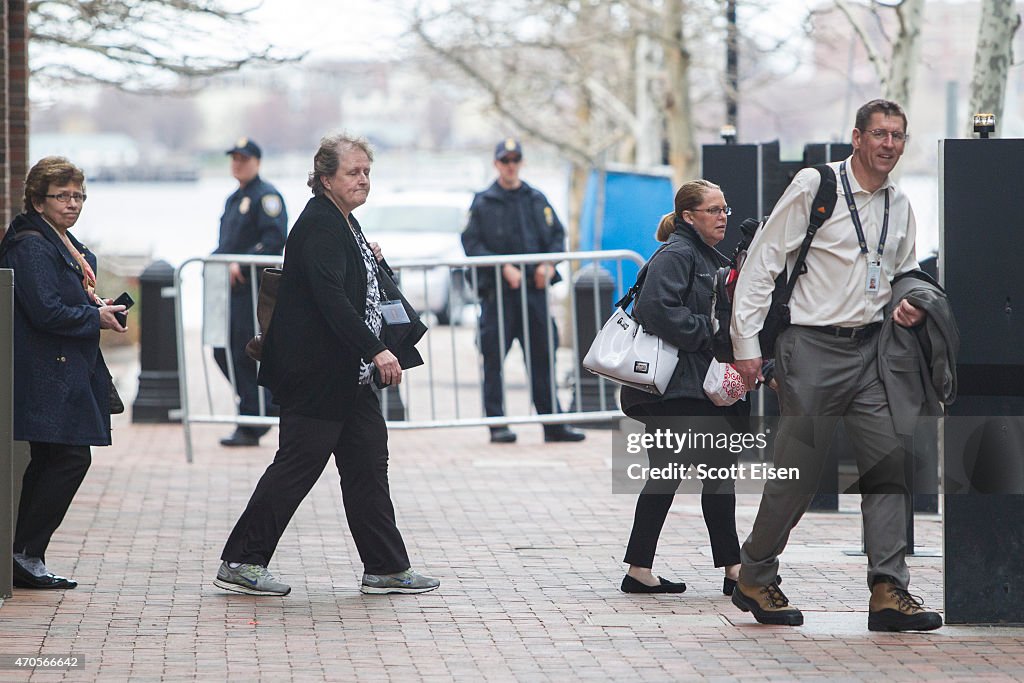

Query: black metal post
[725,0,738,132]
[132,260,181,423]
[570,263,617,424]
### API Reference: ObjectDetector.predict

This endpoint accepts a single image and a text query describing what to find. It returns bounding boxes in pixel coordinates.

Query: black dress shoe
[544,425,586,442]
[621,574,686,594]
[12,561,77,590]
[489,427,517,444]
[220,429,260,447]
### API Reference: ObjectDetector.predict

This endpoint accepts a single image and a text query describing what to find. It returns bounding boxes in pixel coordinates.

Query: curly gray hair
[307,133,375,196]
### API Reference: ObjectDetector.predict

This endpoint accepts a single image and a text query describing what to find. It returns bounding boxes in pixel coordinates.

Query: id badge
[381,300,411,325]
[865,262,881,293]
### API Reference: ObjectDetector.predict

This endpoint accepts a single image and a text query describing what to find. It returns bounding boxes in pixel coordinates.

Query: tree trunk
[634,34,661,169]
[662,0,696,186]
[567,162,590,253]
[885,0,925,108]
[966,0,1021,136]
[566,95,594,252]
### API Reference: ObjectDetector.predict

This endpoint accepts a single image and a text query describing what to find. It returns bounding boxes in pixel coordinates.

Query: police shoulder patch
[543,206,554,226]
[261,194,283,218]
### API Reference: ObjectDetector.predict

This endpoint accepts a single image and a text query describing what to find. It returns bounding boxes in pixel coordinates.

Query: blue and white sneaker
[213,562,291,596]
[360,569,440,595]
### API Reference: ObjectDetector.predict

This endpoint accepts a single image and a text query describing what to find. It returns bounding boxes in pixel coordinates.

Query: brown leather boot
[731,580,803,626]
[868,580,943,632]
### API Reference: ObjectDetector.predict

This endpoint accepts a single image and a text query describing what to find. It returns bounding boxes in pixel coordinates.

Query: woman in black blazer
[619,180,750,595]
[214,134,438,597]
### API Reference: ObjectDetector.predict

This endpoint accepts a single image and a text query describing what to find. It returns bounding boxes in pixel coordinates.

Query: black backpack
[711,165,838,362]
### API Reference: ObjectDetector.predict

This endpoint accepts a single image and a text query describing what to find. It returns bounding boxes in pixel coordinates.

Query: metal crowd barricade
[174,250,645,462]
[175,254,283,463]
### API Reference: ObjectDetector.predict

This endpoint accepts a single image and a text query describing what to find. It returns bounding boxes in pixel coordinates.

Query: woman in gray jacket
[620,179,749,595]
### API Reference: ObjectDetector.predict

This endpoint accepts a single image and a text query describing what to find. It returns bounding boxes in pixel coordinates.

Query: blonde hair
[655,179,720,242]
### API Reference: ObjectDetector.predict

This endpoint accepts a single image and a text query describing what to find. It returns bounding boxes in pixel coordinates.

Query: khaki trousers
[739,325,911,590]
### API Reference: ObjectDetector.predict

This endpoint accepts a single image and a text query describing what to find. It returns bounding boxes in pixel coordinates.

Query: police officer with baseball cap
[214,137,288,447]
[462,138,585,444]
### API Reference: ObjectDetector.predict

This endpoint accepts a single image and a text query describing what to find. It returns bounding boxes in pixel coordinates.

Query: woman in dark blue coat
[0,157,127,589]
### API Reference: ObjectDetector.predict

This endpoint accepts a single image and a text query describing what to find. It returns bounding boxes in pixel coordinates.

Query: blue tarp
[578,169,674,299]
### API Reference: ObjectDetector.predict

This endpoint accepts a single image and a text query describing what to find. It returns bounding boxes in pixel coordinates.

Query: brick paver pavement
[2,360,1024,680]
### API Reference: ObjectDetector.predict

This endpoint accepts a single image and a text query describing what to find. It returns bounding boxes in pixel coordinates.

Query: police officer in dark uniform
[462,139,586,444]
[214,138,288,447]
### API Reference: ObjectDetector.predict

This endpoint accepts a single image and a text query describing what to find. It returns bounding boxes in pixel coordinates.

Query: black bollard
[570,263,617,423]
[132,260,181,423]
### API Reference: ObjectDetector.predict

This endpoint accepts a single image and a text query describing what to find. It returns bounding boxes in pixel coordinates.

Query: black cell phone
[371,366,391,389]
[112,291,134,327]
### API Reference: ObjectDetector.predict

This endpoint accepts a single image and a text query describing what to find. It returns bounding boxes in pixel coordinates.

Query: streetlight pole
[726,0,739,134]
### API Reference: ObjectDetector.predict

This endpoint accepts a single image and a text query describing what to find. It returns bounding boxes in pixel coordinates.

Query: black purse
[244,267,283,362]
[376,259,428,371]
[109,383,125,414]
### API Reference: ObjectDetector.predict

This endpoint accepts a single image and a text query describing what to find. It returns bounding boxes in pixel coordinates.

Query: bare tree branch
[408,11,595,166]
[28,0,303,91]
[833,0,888,87]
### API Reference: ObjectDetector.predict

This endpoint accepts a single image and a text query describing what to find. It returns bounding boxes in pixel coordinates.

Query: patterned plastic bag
[703,360,747,406]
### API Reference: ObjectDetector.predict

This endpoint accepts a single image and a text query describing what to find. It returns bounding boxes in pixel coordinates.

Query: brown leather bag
[244,267,282,361]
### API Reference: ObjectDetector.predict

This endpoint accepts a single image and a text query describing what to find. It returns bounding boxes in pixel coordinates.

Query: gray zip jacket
[620,225,727,413]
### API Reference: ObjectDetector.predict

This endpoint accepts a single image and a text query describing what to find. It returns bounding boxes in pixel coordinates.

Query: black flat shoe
[12,561,77,590]
[220,429,260,447]
[621,574,686,594]
[723,573,781,596]
[544,425,586,442]
[489,427,517,444]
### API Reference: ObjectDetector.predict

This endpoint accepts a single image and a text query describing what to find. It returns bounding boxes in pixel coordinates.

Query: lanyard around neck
[839,161,889,262]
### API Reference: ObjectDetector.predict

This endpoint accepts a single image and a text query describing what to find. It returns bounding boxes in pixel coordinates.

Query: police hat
[494,138,523,161]
[225,137,262,159]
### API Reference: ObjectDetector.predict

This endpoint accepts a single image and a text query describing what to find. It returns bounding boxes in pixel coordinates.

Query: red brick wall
[1,0,28,230]
[1,2,9,228]
[5,0,29,228]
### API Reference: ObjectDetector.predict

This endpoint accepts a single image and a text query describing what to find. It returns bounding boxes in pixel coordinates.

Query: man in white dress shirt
[729,99,942,632]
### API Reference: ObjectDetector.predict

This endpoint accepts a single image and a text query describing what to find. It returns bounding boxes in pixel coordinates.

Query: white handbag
[583,306,679,395]
[583,247,682,395]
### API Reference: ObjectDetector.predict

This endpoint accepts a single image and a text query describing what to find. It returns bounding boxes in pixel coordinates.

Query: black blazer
[258,195,387,420]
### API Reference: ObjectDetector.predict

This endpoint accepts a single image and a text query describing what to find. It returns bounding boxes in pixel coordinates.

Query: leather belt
[803,322,882,339]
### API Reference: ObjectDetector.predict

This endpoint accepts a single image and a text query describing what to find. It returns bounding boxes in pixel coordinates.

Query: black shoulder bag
[711,164,838,362]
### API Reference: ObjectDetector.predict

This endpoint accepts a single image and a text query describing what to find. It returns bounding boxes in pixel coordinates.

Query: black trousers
[623,397,743,569]
[213,289,273,436]
[479,287,559,418]
[14,442,91,562]
[221,386,410,575]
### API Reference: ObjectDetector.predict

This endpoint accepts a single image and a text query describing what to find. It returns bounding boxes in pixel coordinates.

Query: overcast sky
[245,0,809,63]
[248,1,409,61]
